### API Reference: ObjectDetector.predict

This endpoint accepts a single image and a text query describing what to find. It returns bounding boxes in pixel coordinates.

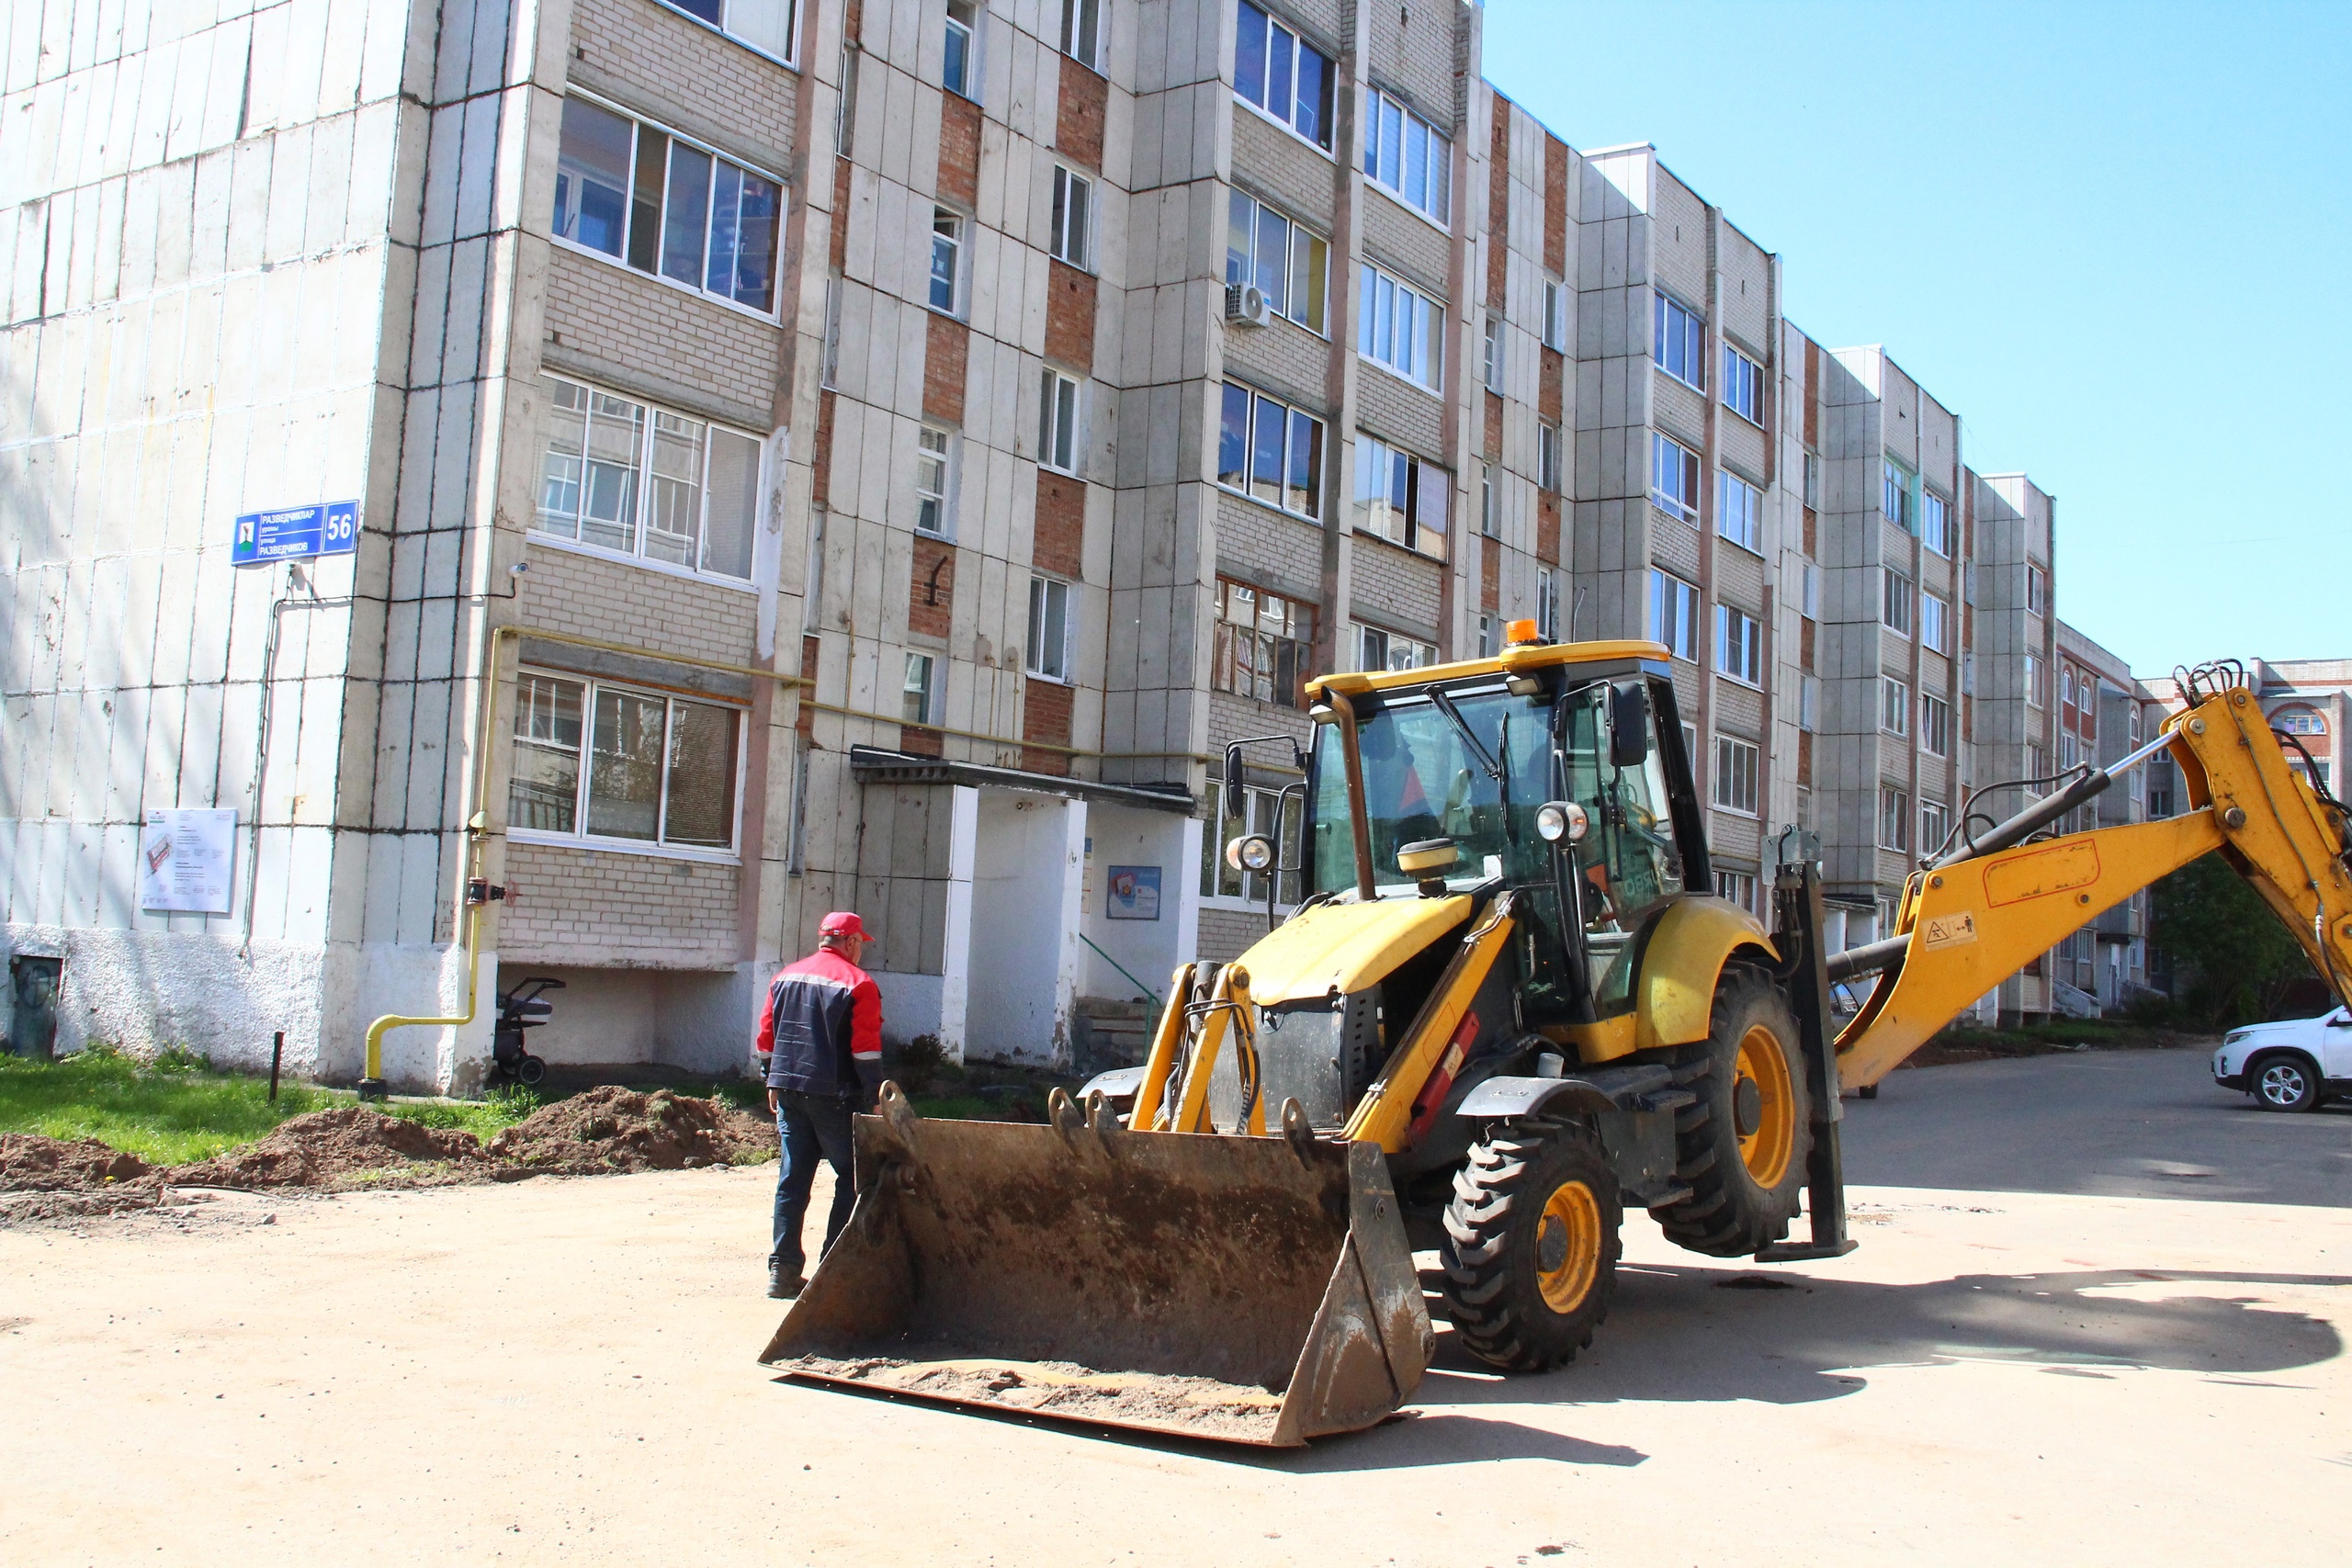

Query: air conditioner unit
[1224,284,1272,328]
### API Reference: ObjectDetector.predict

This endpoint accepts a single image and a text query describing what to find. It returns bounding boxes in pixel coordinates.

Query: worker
[757,910,885,1300]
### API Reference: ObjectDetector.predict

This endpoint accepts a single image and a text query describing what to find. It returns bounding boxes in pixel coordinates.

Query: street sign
[232,501,360,565]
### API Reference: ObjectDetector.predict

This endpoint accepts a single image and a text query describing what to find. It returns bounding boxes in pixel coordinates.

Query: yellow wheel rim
[1534,1179,1603,1314]
[1736,1024,1797,1188]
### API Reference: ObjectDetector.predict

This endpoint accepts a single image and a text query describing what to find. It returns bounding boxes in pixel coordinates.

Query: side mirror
[1222,744,1245,808]
[1609,682,1651,769]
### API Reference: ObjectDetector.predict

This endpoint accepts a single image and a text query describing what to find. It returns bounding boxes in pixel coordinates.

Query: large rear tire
[1440,1119,1623,1371]
[1650,966,1812,1257]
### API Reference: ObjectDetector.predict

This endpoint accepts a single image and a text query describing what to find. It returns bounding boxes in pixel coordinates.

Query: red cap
[819,910,871,941]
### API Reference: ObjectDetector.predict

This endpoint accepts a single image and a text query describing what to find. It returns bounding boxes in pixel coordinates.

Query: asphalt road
[1842,1043,2352,1207]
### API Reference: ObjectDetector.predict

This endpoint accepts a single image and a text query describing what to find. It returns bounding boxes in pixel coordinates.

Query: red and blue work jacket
[757,948,883,1100]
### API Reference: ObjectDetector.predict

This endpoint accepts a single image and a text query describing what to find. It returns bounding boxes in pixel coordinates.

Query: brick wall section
[1482,542,1500,612]
[831,157,852,269]
[543,250,779,416]
[1487,96,1510,306]
[1023,680,1074,774]
[813,389,838,508]
[1483,389,1503,461]
[1538,493,1561,565]
[924,314,967,424]
[1057,56,1106,169]
[910,538,956,637]
[1035,474,1086,578]
[1350,537,1443,638]
[1046,262,1096,373]
[939,95,981,209]
[1544,137,1569,276]
[502,841,741,968]
[1540,348,1562,423]
[525,549,758,670]
[568,0,797,171]
[900,725,943,758]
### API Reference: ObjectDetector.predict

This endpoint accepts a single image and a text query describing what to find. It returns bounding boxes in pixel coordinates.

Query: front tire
[1651,966,1813,1256]
[1440,1119,1623,1371]
[2250,1053,2320,1112]
[515,1054,548,1088]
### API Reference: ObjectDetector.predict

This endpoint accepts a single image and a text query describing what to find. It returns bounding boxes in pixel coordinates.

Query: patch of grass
[379,1085,543,1144]
[0,1045,334,1165]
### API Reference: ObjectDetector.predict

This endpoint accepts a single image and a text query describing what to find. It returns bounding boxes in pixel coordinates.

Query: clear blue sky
[1481,0,2351,683]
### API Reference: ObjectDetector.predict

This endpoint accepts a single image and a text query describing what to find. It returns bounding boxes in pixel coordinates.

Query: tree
[2149,852,2316,1027]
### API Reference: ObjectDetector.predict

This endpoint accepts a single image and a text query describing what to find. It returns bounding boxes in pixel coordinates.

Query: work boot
[767,1260,805,1300]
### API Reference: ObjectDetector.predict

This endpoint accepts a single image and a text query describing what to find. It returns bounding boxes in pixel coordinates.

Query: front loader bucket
[759,1085,1431,1447]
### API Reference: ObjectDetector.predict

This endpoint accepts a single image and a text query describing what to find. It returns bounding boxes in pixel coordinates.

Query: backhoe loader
[761,645,2352,1446]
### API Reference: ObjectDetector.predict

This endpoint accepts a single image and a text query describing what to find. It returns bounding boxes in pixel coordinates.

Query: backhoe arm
[1834,681,2352,1089]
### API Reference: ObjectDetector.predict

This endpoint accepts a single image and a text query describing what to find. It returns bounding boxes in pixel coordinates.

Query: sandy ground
[3,1052,2346,1567]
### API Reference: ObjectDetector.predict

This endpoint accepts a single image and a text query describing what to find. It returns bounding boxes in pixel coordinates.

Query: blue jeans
[771,1091,857,1277]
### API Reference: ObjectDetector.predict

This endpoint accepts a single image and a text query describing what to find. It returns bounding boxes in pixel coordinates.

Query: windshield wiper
[1428,689,1506,784]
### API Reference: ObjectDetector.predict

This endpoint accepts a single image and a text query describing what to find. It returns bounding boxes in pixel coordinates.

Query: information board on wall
[1105,865,1161,920]
[232,501,359,566]
[139,809,237,914]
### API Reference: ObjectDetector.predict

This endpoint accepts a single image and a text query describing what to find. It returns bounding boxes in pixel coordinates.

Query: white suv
[2212,1006,2352,1111]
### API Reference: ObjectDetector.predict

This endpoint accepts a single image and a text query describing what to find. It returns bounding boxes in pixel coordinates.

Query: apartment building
[2253,658,2349,795]
[2,0,2102,1084]
[2044,620,2151,1011]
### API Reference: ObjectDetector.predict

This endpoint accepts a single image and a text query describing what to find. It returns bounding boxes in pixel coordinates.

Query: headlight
[1535,800,1589,843]
[2222,1030,2249,1045]
[1225,833,1276,874]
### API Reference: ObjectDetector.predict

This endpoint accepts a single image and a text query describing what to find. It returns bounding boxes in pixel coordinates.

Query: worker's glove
[854,1059,887,1112]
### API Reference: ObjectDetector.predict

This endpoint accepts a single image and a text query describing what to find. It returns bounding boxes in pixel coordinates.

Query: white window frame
[1542,278,1566,351]
[1654,290,1704,389]
[1651,432,1700,524]
[1050,165,1094,270]
[1536,569,1558,640]
[1478,462,1496,537]
[533,373,764,587]
[1537,422,1562,492]
[903,652,938,725]
[1921,691,1951,756]
[1476,614,1498,658]
[1713,734,1760,816]
[2027,562,2048,616]
[550,92,788,321]
[1798,672,1819,733]
[1882,568,1914,637]
[1718,470,1762,553]
[1714,867,1758,914]
[654,0,800,66]
[1921,489,1952,557]
[1202,778,1303,909]
[1039,369,1082,475]
[1354,623,1436,673]
[1058,0,1102,70]
[1217,382,1324,520]
[1362,85,1452,228]
[944,0,979,98]
[1649,569,1699,660]
[1920,797,1950,857]
[1482,313,1504,392]
[929,207,965,315]
[1722,342,1764,424]
[1232,1,1336,154]
[1803,451,1821,509]
[1882,675,1911,738]
[1883,458,1913,530]
[1715,604,1762,686]
[1920,592,1949,654]
[1352,434,1451,561]
[507,669,748,862]
[1358,262,1444,392]
[914,424,954,536]
[1026,575,1074,682]
[1227,187,1329,334]
[1879,784,1911,852]
[2026,652,2048,709]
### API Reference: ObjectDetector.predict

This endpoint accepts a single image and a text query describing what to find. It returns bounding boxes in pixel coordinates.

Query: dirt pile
[488,1086,775,1174]
[0,1134,153,1190]
[166,1107,493,1191]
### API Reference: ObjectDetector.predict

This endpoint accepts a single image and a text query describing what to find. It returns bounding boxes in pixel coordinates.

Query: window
[929,209,963,312]
[1201,779,1302,907]
[2028,742,2048,782]
[1217,383,1324,518]
[1212,579,1316,706]
[1026,576,1073,681]
[1718,471,1762,553]
[1479,463,1496,536]
[914,425,952,536]
[1654,292,1703,388]
[536,375,761,581]
[1039,369,1081,473]
[1542,279,1566,350]
[1714,868,1758,913]
[2027,562,2048,615]
[1882,569,1914,637]
[552,96,783,313]
[2276,707,2328,735]
[820,271,843,388]
[1921,692,1951,756]
[1233,2,1333,151]
[663,0,798,60]
[1058,0,1101,68]
[902,653,937,725]
[1537,423,1562,492]
[1476,615,1498,658]
[1920,797,1950,857]
[1920,592,1949,653]
[1226,189,1328,333]
[1713,735,1760,815]
[1716,604,1762,685]
[1482,314,1504,392]
[944,0,978,96]
[2026,653,2048,708]
[1803,451,1821,509]
[1651,433,1700,523]
[1648,570,1699,660]
[1358,264,1443,390]
[1882,676,1911,736]
[1802,561,1819,618]
[1536,569,1558,640]
[508,671,743,852]
[1355,624,1435,672]
[1883,459,1912,530]
[1363,85,1452,225]
[1798,673,1819,733]
[1352,435,1449,559]
[1050,166,1092,269]
[1722,344,1763,423]
[1879,784,1911,851]
[2060,731,2080,769]
[1921,490,1951,556]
